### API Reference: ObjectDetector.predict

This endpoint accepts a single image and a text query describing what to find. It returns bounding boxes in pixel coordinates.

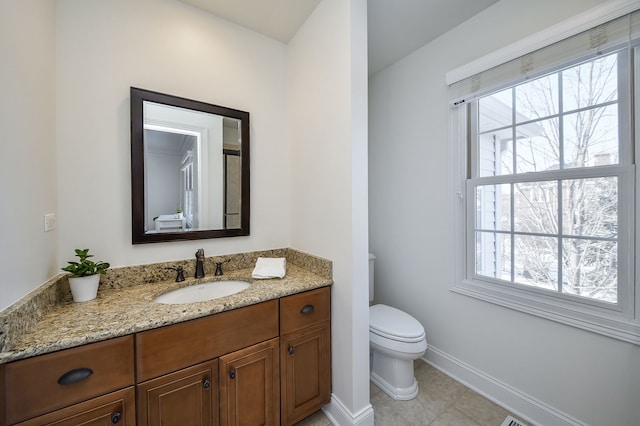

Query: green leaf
[62,248,109,277]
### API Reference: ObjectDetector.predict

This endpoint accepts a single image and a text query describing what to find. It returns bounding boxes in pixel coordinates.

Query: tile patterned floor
[294,360,526,426]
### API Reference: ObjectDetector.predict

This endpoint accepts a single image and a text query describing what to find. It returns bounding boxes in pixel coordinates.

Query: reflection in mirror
[131,88,249,244]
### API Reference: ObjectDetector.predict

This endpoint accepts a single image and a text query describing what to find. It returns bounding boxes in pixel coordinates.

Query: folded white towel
[252,257,287,279]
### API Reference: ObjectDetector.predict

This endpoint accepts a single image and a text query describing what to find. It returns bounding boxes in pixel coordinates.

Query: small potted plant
[176,207,183,219]
[62,248,110,302]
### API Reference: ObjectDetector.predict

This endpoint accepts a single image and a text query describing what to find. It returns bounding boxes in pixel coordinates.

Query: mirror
[131,87,250,244]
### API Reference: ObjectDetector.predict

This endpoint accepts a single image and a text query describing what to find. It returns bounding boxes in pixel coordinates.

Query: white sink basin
[154,281,251,304]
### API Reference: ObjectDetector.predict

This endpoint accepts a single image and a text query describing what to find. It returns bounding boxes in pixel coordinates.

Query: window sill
[451,279,640,345]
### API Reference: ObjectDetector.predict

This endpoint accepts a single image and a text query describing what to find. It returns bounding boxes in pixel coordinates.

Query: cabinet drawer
[136,300,279,382]
[15,386,135,426]
[5,335,135,425]
[280,287,331,335]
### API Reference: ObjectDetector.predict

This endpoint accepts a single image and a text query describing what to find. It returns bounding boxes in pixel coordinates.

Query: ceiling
[179,0,500,75]
[367,0,500,74]
[180,0,322,43]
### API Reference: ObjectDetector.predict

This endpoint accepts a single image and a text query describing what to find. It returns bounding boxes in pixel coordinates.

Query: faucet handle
[166,266,185,282]
[214,262,224,276]
[214,259,229,276]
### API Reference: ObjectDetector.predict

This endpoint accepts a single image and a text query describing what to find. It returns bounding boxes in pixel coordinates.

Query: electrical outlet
[44,213,56,232]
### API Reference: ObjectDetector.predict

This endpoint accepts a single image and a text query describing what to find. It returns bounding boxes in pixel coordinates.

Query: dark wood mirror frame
[130,87,250,244]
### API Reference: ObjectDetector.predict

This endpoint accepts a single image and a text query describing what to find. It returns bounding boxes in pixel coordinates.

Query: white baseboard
[323,394,375,426]
[424,346,585,426]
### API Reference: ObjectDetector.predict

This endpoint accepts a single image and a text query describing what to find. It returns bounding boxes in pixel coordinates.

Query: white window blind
[448,8,640,107]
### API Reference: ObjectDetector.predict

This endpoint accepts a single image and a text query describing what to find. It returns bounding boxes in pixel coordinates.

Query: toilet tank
[369,253,376,303]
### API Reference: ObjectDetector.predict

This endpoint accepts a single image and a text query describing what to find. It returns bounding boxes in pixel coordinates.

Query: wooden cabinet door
[137,360,218,426]
[280,322,331,426]
[219,338,279,426]
[14,386,135,426]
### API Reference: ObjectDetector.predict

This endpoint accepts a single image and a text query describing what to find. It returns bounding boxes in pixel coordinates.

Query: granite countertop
[0,249,332,364]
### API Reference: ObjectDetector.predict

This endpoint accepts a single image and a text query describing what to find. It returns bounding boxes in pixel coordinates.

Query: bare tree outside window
[475,53,619,304]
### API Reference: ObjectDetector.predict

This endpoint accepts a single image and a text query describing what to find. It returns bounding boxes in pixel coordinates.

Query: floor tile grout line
[296,360,519,425]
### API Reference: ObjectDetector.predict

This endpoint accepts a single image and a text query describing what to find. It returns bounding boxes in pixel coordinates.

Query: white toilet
[369,253,427,400]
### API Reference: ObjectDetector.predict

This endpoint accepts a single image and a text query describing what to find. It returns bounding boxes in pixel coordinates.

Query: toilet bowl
[369,304,427,400]
[368,253,427,400]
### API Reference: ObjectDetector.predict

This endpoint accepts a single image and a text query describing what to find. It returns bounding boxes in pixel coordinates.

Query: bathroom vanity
[0,249,332,426]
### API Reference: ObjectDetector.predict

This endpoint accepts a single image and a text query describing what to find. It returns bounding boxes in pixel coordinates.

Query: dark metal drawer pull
[57,368,93,385]
[229,369,236,379]
[288,346,295,356]
[300,304,315,315]
[203,378,211,389]
[111,411,121,424]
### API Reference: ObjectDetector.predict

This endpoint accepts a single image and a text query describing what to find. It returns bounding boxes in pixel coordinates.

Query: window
[449,6,640,344]
[472,52,629,306]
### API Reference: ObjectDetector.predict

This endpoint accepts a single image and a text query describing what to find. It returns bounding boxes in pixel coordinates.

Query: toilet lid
[369,304,425,343]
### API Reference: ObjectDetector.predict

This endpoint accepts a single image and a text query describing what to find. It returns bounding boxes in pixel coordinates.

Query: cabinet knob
[229,369,236,379]
[288,346,295,356]
[300,304,315,315]
[111,411,121,424]
[203,378,211,389]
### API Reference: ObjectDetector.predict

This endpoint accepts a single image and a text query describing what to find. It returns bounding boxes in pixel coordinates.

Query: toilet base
[370,371,419,401]
[370,349,421,400]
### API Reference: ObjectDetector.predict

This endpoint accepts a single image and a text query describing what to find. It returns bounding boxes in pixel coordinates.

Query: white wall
[288,0,372,423]
[55,0,290,267]
[369,0,640,425]
[2,1,372,422]
[0,0,58,311]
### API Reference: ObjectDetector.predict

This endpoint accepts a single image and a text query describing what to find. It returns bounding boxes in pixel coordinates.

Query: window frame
[451,48,640,345]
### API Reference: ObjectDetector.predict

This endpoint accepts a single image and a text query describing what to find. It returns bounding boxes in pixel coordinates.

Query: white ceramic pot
[68,274,100,302]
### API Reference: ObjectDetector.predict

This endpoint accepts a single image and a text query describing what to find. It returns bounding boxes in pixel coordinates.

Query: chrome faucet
[195,249,205,278]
